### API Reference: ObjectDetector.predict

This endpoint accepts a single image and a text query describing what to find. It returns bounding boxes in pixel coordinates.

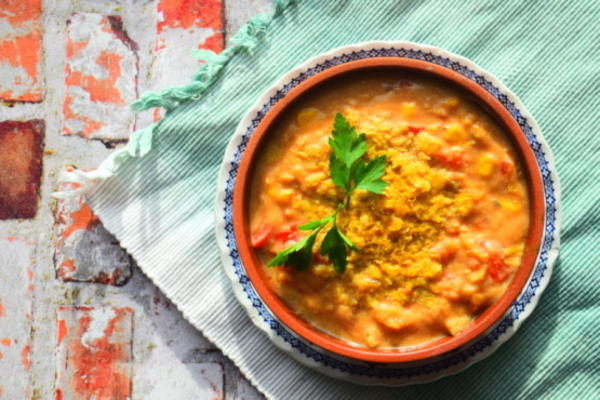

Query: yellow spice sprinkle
[288,110,478,308]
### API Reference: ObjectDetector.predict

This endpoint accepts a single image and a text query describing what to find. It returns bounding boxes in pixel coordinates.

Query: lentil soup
[248,71,530,349]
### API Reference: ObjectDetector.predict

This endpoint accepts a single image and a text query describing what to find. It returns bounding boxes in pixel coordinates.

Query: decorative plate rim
[214,41,561,386]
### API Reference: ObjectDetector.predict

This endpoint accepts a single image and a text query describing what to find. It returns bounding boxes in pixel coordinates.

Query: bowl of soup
[218,43,553,368]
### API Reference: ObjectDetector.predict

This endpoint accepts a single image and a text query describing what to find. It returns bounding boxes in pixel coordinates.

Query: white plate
[214,41,561,385]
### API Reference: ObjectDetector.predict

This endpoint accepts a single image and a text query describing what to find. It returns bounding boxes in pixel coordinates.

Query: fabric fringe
[54,0,297,197]
[130,0,296,113]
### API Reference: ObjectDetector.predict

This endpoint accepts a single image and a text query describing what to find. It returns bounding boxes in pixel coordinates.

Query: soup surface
[248,71,530,349]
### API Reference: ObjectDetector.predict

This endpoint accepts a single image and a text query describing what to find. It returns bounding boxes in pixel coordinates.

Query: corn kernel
[505,256,521,269]
[505,243,525,257]
[296,108,318,126]
[390,122,409,136]
[444,315,472,335]
[498,197,522,212]
[470,124,487,140]
[272,187,294,203]
[476,153,496,177]
[415,132,443,155]
[352,265,383,292]
[401,102,417,118]
[303,171,326,189]
[444,123,468,143]
[336,305,353,321]
[363,324,382,348]
[278,171,296,183]
[468,268,487,283]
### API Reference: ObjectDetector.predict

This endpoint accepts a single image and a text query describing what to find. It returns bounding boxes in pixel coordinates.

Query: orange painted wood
[63,13,138,141]
[0,0,43,102]
[55,307,133,400]
[53,168,131,285]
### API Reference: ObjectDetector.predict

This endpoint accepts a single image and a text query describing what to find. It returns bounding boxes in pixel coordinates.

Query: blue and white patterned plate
[214,41,561,385]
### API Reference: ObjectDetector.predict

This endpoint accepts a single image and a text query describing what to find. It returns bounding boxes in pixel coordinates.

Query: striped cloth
[87,1,600,398]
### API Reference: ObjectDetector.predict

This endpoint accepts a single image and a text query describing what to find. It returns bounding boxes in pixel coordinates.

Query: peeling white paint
[0,17,37,43]
[64,12,138,140]
[54,173,132,285]
[80,307,116,349]
[0,63,35,98]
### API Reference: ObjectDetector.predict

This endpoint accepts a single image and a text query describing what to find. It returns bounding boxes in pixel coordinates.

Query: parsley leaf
[329,113,367,190]
[329,153,350,190]
[267,230,318,270]
[267,113,387,273]
[330,113,367,167]
[352,155,389,194]
[320,225,349,273]
[336,226,359,251]
[298,215,333,231]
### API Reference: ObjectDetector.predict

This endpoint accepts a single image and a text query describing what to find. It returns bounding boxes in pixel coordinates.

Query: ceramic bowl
[215,41,560,384]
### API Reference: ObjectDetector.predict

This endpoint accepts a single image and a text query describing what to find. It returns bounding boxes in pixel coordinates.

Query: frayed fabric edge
[54,0,297,197]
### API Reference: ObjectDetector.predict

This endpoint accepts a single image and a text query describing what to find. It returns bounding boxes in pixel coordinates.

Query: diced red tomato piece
[250,225,271,248]
[488,253,509,282]
[408,126,422,134]
[275,226,299,243]
[500,160,513,176]
[434,148,465,169]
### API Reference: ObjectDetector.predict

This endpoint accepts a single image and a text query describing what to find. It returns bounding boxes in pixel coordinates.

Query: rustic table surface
[0,0,271,399]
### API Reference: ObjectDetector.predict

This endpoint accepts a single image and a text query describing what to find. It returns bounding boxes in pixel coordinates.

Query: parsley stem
[343,188,354,209]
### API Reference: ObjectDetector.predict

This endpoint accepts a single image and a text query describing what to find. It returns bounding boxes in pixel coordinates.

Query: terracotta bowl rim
[230,55,546,363]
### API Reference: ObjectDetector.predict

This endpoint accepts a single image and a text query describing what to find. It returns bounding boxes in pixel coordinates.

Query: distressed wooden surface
[63,12,138,141]
[138,0,226,127]
[54,169,132,286]
[0,0,270,399]
[55,307,134,399]
[0,0,43,102]
[0,238,35,399]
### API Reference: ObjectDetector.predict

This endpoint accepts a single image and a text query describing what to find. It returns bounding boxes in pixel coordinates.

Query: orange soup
[248,71,530,349]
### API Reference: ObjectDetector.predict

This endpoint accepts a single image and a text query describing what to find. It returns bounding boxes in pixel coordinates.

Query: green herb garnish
[267,113,389,273]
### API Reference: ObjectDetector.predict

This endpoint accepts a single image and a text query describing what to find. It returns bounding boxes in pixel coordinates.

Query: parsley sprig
[267,113,389,273]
